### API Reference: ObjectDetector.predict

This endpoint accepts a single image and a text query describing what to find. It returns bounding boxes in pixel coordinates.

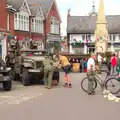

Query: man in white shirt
[87,54,96,95]
[97,53,103,74]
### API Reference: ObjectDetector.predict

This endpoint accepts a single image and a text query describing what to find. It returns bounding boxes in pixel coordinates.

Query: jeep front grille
[36,61,43,69]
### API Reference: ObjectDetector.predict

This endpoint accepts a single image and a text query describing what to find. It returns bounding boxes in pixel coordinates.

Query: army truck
[11,49,59,86]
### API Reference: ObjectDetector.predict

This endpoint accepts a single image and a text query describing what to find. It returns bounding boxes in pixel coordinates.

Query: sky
[56,0,120,36]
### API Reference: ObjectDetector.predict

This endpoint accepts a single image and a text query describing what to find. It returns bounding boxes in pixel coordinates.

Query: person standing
[0,56,6,70]
[5,52,11,67]
[110,53,117,75]
[84,58,88,72]
[117,52,120,78]
[87,54,96,95]
[14,54,21,81]
[43,54,54,89]
[81,59,85,73]
[97,53,103,74]
[57,55,72,88]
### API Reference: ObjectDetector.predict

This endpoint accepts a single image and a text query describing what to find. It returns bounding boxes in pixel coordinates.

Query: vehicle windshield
[21,51,46,56]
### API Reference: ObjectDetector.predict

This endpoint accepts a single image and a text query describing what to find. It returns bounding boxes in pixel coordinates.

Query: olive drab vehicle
[7,39,59,86]
[0,57,12,91]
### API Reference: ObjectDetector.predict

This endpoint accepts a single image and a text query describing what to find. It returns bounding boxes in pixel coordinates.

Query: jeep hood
[23,56,45,61]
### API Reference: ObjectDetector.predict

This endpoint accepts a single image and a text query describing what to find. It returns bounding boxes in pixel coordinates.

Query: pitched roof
[7,0,54,17]
[7,0,23,10]
[27,0,53,17]
[37,0,53,17]
[67,15,120,34]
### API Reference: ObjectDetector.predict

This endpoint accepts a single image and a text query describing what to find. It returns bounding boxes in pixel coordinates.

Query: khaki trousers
[87,71,95,93]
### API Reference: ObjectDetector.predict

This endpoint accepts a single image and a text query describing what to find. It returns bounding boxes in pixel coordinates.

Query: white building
[67,5,120,54]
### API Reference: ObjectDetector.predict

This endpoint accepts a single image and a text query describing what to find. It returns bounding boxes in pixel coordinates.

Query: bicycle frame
[94,72,109,87]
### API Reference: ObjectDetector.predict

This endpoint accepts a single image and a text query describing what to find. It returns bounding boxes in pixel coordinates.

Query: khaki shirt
[43,58,54,70]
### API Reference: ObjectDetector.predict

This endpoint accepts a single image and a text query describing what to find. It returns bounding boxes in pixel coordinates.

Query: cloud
[56,0,120,36]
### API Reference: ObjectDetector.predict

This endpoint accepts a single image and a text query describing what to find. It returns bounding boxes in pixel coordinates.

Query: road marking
[0,92,43,105]
[8,93,43,105]
[0,93,31,104]
[0,96,14,98]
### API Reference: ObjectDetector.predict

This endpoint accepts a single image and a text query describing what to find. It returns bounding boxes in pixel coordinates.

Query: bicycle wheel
[81,77,97,93]
[105,78,120,94]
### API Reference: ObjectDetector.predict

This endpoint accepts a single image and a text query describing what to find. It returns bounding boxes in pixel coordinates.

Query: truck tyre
[22,68,30,86]
[3,80,12,91]
[11,70,17,81]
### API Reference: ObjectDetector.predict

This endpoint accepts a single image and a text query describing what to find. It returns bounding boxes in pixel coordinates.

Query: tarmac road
[0,72,120,120]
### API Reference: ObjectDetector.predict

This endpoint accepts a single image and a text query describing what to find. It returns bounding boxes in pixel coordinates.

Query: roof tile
[67,15,120,34]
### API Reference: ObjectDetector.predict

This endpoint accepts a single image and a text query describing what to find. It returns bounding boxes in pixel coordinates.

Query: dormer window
[31,18,43,33]
[14,13,29,31]
[51,17,59,34]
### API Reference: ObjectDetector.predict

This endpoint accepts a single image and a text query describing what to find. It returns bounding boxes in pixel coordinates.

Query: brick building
[0,0,8,59]
[0,0,61,58]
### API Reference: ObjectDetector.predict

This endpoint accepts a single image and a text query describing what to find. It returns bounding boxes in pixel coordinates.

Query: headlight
[0,66,4,70]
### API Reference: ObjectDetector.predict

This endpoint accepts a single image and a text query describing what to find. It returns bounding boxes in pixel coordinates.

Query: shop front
[46,34,61,53]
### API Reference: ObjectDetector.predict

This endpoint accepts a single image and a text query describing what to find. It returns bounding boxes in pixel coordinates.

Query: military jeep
[15,49,59,86]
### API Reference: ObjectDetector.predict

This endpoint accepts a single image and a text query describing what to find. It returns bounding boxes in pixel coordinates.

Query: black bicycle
[81,70,120,94]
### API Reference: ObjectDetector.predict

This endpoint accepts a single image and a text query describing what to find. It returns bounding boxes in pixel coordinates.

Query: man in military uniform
[43,53,54,89]
[14,53,21,81]
[87,54,96,95]
[0,56,6,70]
[5,52,11,67]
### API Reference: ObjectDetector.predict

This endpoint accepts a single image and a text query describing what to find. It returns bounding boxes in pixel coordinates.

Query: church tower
[89,0,97,16]
[95,0,108,53]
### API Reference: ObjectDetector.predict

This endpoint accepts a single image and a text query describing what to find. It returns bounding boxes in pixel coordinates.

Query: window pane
[15,14,17,18]
[24,21,26,30]
[21,15,23,19]
[19,20,20,29]
[113,35,116,41]
[82,35,85,40]
[88,35,91,40]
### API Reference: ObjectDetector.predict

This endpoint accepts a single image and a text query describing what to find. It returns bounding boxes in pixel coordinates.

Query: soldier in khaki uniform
[14,54,21,81]
[87,54,96,95]
[0,56,6,70]
[43,54,54,89]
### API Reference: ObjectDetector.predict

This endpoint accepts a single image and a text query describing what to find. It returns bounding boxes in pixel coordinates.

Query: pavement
[0,72,119,120]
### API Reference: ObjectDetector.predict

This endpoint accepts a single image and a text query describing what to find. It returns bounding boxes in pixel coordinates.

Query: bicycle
[81,70,120,94]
